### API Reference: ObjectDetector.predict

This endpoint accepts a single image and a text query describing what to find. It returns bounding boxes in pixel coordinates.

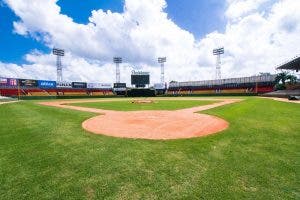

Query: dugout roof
[276,56,300,71]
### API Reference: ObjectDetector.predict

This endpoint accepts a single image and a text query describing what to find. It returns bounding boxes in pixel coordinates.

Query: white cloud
[1,0,300,83]
[225,0,272,20]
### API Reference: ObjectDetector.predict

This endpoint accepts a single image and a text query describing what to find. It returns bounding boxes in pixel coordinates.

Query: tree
[275,72,288,85]
[286,74,297,85]
[275,72,298,90]
[275,72,297,85]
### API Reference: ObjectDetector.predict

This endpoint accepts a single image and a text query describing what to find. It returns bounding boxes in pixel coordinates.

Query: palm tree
[275,72,288,85]
[286,74,297,85]
[275,72,297,85]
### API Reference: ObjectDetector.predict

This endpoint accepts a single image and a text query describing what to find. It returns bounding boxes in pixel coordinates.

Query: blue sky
[0,0,226,64]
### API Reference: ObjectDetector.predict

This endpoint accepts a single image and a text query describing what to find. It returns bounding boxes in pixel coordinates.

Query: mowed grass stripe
[0,98,299,199]
[67,100,219,111]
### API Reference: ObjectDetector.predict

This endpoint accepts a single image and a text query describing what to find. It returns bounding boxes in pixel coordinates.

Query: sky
[0,0,299,84]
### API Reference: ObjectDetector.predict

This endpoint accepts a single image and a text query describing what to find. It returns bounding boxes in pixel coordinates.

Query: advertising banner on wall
[87,83,112,89]
[7,78,17,86]
[113,83,126,88]
[18,79,38,87]
[57,82,72,88]
[0,78,7,86]
[113,83,127,91]
[72,82,87,89]
[154,83,165,90]
[38,80,56,88]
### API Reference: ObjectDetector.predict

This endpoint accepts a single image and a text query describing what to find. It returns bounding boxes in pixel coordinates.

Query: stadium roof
[276,56,300,71]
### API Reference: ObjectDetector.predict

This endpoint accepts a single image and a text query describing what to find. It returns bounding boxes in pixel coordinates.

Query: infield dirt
[40,98,242,140]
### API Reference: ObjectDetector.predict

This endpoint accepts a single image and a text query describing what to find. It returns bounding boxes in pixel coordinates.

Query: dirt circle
[131,99,154,104]
[39,98,241,140]
[82,110,229,140]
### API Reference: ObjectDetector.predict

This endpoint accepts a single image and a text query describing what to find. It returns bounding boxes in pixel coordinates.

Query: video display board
[57,82,72,88]
[38,80,56,88]
[131,75,150,85]
[72,82,87,89]
[131,71,150,87]
[18,79,38,87]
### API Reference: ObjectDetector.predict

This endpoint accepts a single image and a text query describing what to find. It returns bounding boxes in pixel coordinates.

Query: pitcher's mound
[82,110,228,140]
[131,100,154,104]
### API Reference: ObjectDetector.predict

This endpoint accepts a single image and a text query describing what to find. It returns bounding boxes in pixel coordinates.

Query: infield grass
[0,97,299,199]
[67,99,218,111]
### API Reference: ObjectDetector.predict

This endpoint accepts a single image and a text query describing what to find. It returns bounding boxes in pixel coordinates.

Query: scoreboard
[131,71,150,87]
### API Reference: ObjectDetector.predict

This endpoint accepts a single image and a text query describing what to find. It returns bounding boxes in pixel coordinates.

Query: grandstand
[0,78,114,98]
[263,56,300,98]
[276,55,300,72]
[0,74,277,98]
[168,74,276,95]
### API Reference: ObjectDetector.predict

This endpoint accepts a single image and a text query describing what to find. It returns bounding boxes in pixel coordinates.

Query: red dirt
[39,98,242,140]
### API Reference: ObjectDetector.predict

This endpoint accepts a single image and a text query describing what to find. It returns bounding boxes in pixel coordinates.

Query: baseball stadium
[1,54,299,199]
[1,0,300,200]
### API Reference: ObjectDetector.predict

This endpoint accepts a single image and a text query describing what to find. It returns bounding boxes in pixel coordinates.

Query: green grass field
[0,98,299,199]
[67,99,218,111]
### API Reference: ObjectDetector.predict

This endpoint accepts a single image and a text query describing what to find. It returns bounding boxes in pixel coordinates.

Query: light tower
[213,47,224,80]
[52,48,65,82]
[158,57,167,84]
[113,57,122,83]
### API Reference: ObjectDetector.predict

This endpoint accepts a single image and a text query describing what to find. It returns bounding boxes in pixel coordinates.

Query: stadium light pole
[158,57,167,84]
[113,57,122,83]
[52,48,65,82]
[213,47,224,80]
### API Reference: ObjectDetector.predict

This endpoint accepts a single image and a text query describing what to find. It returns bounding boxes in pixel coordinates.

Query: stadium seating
[0,87,115,97]
[221,89,248,94]
[167,86,274,95]
[56,89,88,96]
[63,92,88,96]
[47,91,58,96]
[90,91,113,96]
[0,88,19,96]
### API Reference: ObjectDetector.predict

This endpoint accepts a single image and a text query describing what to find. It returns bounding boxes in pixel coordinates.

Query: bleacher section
[0,88,114,97]
[0,88,19,96]
[0,78,114,98]
[168,75,276,95]
[25,89,50,96]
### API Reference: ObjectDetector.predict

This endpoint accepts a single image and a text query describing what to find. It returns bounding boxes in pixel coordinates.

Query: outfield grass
[67,99,218,111]
[0,98,299,199]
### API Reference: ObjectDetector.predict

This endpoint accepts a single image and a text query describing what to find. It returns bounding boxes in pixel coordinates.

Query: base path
[39,98,242,140]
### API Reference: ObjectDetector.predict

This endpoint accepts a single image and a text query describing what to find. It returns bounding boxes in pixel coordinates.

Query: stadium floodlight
[213,47,224,80]
[52,48,65,82]
[158,57,167,84]
[113,57,122,83]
